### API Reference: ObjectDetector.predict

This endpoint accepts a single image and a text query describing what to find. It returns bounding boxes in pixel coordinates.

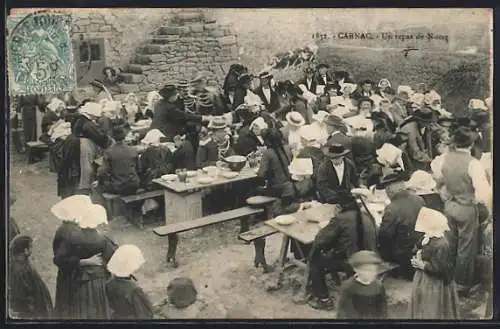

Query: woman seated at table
[96,126,141,196]
[307,195,376,310]
[196,117,235,168]
[139,130,175,190]
[171,133,196,171]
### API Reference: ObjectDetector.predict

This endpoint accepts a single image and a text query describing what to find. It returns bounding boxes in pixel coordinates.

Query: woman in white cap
[310,110,329,146]
[409,207,460,319]
[285,111,306,155]
[57,102,113,198]
[105,245,153,319]
[406,170,444,212]
[40,97,66,144]
[122,93,141,125]
[233,110,268,156]
[51,196,118,319]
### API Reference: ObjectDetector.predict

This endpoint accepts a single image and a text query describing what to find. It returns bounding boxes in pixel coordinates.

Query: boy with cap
[378,171,425,280]
[336,250,388,319]
[9,235,53,319]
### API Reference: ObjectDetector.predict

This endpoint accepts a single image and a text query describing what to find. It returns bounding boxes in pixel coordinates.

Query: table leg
[274,235,291,289]
[163,190,203,265]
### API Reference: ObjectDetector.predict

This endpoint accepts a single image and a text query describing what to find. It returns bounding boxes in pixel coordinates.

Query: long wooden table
[153,167,259,226]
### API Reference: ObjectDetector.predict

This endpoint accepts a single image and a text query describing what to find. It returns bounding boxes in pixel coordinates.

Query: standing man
[433,126,491,296]
[399,109,434,171]
[254,71,280,113]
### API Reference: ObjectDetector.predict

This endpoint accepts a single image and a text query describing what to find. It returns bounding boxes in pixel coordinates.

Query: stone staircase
[118,9,238,94]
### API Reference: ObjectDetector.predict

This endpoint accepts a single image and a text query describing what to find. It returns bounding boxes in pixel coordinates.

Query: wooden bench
[153,206,265,267]
[238,224,279,243]
[120,189,164,228]
[26,141,49,164]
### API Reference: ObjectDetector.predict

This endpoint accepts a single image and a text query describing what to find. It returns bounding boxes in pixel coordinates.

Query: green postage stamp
[7,11,76,96]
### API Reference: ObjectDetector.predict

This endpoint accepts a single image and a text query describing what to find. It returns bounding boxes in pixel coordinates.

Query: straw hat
[141,129,167,145]
[75,204,108,229]
[348,250,382,268]
[107,244,145,277]
[415,207,450,236]
[79,102,103,118]
[406,170,437,195]
[167,277,198,309]
[51,195,93,221]
[298,124,322,142]
[285,111,306,128]
[376,143,403,167]
[468,99,488,111]
[312,110,329,124]
[47,97,65,113]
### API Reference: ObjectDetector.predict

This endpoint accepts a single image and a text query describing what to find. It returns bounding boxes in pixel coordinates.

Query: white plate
[161,174,178,181]
[202,166,218,173]
[275,215,297,226]
[221,171,239,179]
[198,176,215,184]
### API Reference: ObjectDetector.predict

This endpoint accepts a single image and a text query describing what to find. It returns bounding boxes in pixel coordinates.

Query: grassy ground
[9,150,487,319]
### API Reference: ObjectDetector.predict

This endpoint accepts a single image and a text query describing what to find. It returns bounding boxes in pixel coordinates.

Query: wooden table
[153,167,259,226]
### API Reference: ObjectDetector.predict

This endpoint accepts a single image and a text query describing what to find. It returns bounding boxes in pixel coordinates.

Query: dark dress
[150,99,203,141]
[409,237,460,319]
[234,126,264,156]
[337,277,388,319]
[139,145,174,188]
[9,258,53,319]
[421,193,445,212]
[106,277,154,320]
[53,221,118,319]
[172,140,196,171]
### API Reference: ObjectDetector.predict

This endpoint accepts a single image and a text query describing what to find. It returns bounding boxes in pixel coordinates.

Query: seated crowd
[10,61,493,319]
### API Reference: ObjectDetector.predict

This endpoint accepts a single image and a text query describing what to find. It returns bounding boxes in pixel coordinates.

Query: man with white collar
[254,71,280,113]
[432,126,491,296]
[317,144,358,204]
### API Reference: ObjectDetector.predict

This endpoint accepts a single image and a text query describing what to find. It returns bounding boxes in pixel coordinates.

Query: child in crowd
[106,245,154,319]
[9,235,53,319]
[336,250,388,319]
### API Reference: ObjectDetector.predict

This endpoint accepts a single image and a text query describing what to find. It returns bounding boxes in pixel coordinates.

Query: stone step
[133,54,153,65]
[119,73,146,84]
[139,43,177,55]
[123,64,150,74]
[172,11,205,24]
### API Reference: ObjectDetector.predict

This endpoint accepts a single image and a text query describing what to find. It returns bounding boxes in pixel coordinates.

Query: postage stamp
[7,11,75,96]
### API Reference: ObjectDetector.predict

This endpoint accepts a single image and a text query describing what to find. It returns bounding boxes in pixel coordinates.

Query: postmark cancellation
[7,11,76,96]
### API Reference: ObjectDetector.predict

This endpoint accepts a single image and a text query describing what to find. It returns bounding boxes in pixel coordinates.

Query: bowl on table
[223,155,247,172]
[161,174,178,181]
[221,171,239,179]
[202,166,220,177]
[198,176,215,185]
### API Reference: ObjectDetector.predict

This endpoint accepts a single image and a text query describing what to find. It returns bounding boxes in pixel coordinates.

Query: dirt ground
[9,151,488,320]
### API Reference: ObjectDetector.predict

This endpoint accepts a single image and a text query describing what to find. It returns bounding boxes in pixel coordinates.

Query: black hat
[258,71,273,80]
[388,131,409,147]
[357,96,374,108]
[376,170,407,189]
[324,144,350,158]
[348,250,382,268]
[317,63,330,70]
[452,126,475,148]
[10,235,33,255]
[159,84,177,99]
[362,79,374,85]
[411,109,434,123]
[238,73,253,83]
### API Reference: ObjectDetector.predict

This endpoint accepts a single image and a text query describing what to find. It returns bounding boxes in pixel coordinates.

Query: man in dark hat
[317,144,359,204]
[297,66,319,94]
[150,83,210,141]
[399,108,436,171]
[324,115,353,151]
[254,71,280,113]
[432,126,491,296]
[315,64,334,88]
[9,235,53,319]
[378,171,425,280]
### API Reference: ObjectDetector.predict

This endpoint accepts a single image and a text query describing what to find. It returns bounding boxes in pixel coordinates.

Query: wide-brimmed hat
[406,170,437,195]
[167,277,198,309]
[159,83,177,99]
[324,143,350,158]
[451,126,474,148]
[9,234,33,255]
[348,250,382,268]
[79,102,103,118]
[51,195,93,221]
[298,124,322,142]
[377,170,407,189]
[207,116,228,130]
[258,71,273,80]
[415,207,450,235]
[142,129,167,145]
[75,204,108,229]
[316,63,330,70]
[286,111,306,127]
[107,244,145,277]
[411,108,434,123]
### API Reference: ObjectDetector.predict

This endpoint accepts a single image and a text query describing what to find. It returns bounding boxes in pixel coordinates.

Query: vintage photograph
[6,8,493,320]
